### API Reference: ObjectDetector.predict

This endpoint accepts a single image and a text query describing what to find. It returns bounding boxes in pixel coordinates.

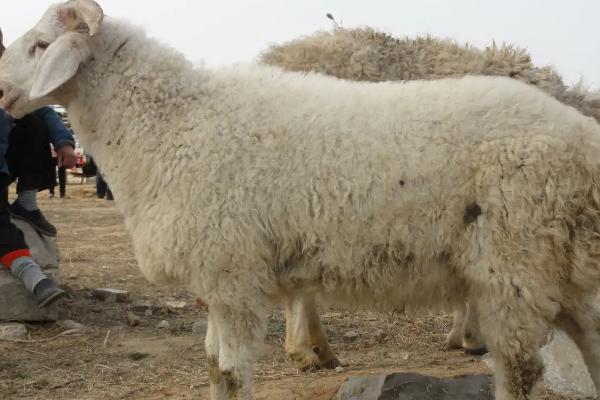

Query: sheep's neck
[63,20,215,211]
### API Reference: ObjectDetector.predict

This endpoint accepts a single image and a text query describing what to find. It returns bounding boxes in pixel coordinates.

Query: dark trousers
[0,113,53,263]
[0,179,29,265]
[6,114,54,192]
[58,166,66,196]
[49,163,67,197]
[96,171,113,200]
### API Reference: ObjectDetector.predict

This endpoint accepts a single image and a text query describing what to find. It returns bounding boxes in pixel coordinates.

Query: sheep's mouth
[0,93,20,114]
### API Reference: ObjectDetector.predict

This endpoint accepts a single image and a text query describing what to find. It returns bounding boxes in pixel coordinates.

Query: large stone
[94,288,130,303]
[334,373,492,400]
[0,270,62,321]
[0,220,62,322]
[541,331,596,398]
[482,330,596,399]
[0,323,28,340]
[13,219,59,269]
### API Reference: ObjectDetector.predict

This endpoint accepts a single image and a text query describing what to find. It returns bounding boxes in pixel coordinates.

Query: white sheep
[262,27,600,366]
[2,2,600,399]
[261,26,600,123]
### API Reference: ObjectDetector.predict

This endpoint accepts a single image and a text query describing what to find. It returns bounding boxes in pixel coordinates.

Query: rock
[94,288,129,303]
[481,353,494,370]
[335,366,345,373]
[171,320,186,332]
[0,323,28,340]
[57,320,86,331]
[343,330,360,342]
[126,311,141,327]
[131,299,153,312]
[0,270,62,321]
[13,219,59,269]
[144,309,153,317]
[192,319,208,336]
[0,222,62,322]
[540,331,595,398]
[157,320,171,330]
[127,351,149,361]
[334,373,492,400]
[373,330,386,341]
[481,330,596,399]
[164,300,186,310]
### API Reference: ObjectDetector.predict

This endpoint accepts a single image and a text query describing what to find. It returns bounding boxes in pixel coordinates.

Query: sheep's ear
[30,32,90,100]
[57,0,104,36]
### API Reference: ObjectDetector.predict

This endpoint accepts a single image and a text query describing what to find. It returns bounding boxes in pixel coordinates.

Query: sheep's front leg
[208,303,267,400]
[206,312,226,400]
[285,293,340,371]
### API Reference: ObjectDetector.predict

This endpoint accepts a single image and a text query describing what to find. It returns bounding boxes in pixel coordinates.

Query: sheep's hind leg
[477,293,551,400]
[209,303,267,400]
[285,293,340,371]
[555,300,600,393]
[461,302,488,355]
[445,303,487,354]
[445,302,467,350]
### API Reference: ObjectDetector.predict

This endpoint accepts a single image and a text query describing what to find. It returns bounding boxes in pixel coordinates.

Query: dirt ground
[0,181,573,399]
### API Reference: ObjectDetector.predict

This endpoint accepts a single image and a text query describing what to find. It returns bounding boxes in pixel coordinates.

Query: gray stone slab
[0,323,28,339]
[0,270,62,321]
[482,330,596,399]
[13,219,59,269]
[334,373,492,400]
[540,331,595,398]
[0,220,62,322]
[335,375,387,400]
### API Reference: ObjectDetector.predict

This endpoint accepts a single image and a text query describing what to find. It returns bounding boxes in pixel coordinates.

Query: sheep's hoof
[290,350,341,372]
[289,350,320,372]
[298,357,341,372]
[464,346,488,356]
[444,333,463,350]
[321,357,341,370]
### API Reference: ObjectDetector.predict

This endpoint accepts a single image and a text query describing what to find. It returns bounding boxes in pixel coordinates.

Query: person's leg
[96,170,107,199]
[106,186,113,201]
[58,166,66,198]
[48,157,57,198]
[6,115,57,236]
[0,180,65,307]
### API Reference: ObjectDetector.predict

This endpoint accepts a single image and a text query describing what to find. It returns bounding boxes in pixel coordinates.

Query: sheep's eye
[36,41,50,50]
[29,40,49,55]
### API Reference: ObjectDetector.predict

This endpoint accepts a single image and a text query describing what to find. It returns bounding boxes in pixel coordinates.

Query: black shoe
[8,202,58,237]
[33,278,66,308]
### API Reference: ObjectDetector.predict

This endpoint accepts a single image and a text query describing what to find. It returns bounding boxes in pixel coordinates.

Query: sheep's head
[0,0,103,118]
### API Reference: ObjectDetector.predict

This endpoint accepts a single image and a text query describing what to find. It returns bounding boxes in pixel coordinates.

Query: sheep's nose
[0,81,12,108]
[0,81,7,102]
